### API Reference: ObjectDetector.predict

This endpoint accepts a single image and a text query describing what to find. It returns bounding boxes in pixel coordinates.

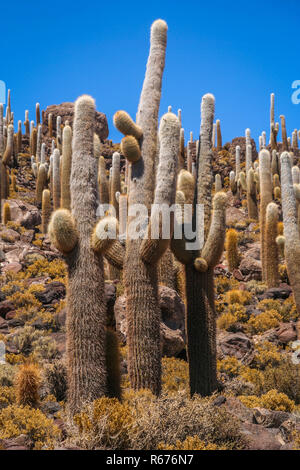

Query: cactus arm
[201,192,227,267]
[113,110,143,140]
[104,240,125,270]
[92,216,119,254]
[48,208,78,254]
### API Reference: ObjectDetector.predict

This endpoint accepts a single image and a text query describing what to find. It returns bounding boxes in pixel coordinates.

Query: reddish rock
[0,300,15,318]
[217,331,254,364]
[34,281,66,304]
[0,316,8,330]
[42,102,109,142]
[4,199,41,229]
[2,262,22,274]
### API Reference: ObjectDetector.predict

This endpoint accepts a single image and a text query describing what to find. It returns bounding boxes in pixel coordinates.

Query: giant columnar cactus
[270,93,275,128]
[216,119,222,151]
[265,202,279,288]
[259,149,273,281]
[98,156,109,204]
[178,128,185,170]
[247,168,258,219]
[280,152,300,312]
[271,149,279,176]
[214,173,222,192]
[245,144,252,177]
[225,228,239,271]
[36,124,42,163]
[212,123,216,148]
[42,189,51,234]
[17,120,22,156]
[56,116,62,150]
[36,103,40,127]
[110,152,121,218]
[171,94,227,397]
[292,166,300,185]
[61,124,72,210]
[53,149,60,210]
[30,128,37,157]
[2,124,14,166]
[48,95,107,413]
[280,115,288,151]
[110,20,181,395]
[24,110,30,136]
[292,129,298,150]
[187,131,193,173]
[48,113,53,138]
[36,163,47,207]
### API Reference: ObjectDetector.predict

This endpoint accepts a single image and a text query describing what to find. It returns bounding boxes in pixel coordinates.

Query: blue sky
[1,0,299,146]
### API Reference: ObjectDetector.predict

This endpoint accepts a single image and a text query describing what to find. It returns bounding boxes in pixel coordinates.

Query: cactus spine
[49,95,107,413]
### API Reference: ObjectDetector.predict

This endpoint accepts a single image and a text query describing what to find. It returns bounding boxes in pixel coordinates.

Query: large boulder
[114,286,185,357]
[3,199,41,229]
[42,102,109,142]
[217,331,254,364]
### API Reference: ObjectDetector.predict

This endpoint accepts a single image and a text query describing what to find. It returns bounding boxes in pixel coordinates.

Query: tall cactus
[216,119,222,151]
[42,189,51,234]
[61,124,72,210]
[98,156,109,204]
[110,152,121,218]
[280,152,300,312]
[259,149,273,281]
[247,168,258,219]
[48,95,107,413]
[111,20,181,395]
[280,115,288,151]
[265,202,279,288]
[53,149,60,210]
[171,94,227,397]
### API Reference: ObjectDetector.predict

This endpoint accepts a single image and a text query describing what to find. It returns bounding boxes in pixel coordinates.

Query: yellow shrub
[217,357,242,378]
[157,436,221,450]
[217,312,237,331]
[246,310,282,335]
[258,299,282,314]
[0,386,16,408]
[215,276,239,295]
[73,397,133,450]
[25,259,67,282]
[225,290,252,305]
[227,303,248,322]
[240,367,265,393]
[0,405,61,449]
[252,342,283,370]
[239,389,295,412]
[162,357,188,393]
